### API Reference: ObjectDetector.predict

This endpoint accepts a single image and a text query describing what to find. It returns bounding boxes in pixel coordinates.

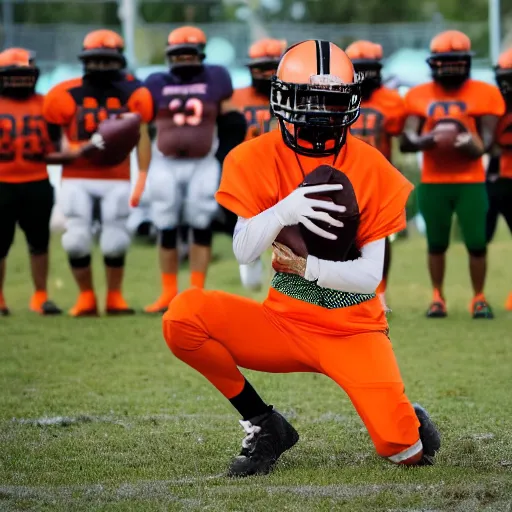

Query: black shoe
[472,299,494,319]
[413,404,441,465]
[228,408,299,477]
[0,306,10,316]
[41,300,62,315]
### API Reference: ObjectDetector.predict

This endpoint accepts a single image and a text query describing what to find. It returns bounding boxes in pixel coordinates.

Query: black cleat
[0,306,10,316]
[228,408,299,477]
[41,300,62,315]
[413,404,441,465]
[426,301,447,318]
[472,299,494,319]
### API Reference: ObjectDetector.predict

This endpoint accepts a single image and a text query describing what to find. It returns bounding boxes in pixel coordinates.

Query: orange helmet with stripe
[427,30,473,87]
[495,47,512,101]
[78,29,126,70]
[0,48,39,97]
[346,40,383,98]
[248,38,287,95]
[270,39,361,156]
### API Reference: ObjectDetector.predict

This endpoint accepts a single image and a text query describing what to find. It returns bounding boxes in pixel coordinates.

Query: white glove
[272,184,346,240]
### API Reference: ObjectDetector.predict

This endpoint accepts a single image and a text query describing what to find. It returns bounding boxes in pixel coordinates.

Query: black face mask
[360,79,381,101]
[0,86,35,99]
[251,77,271,97]
[83,69,124,87]
[434,75,468,89]
[170,64,204,82]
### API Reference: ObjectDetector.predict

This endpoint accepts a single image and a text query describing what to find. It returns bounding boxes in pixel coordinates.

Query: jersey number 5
[169,98,203,126]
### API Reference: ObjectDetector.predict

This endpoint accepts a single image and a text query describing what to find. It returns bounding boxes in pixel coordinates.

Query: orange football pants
[163,288,420,459]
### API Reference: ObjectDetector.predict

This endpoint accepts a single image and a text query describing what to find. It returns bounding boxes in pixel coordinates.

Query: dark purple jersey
[145,65,233,158]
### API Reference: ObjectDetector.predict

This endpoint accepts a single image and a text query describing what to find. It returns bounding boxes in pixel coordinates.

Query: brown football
[81,113,141,167]
[274,165,361,262]
[430,118,467,157]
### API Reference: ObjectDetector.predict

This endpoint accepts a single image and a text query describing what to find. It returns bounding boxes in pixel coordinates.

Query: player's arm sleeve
[232,213,283,264]
[217,148,281,262]
[42,85,77,126]
[385,94,407,136]
[215,148,278,218]
[127,86,155,123]
[304,238,385,294]
[481,85,506,117]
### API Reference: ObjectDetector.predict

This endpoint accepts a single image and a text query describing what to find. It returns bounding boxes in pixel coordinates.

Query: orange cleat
[69,290,99,317]
[144,293,176,314]
[505,292,512,311]
[0,293,9,316]
[30,291,62,315]
[105,290,135,316]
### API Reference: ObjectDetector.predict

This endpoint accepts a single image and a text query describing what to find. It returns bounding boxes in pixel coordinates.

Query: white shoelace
[239,420,262,449]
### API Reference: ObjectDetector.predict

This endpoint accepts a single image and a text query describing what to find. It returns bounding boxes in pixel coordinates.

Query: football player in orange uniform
[401,30,505,318]
[162,40,440,476]
[133,27,246,313]
[487,48,512,309]
[346,40,406,313]
[0,48,63,316]
[230,38,286,291]
[43,30,154,317]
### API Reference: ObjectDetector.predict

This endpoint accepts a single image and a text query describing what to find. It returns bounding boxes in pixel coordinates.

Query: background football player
[230,37,286,291]
[133,26,246,313]
[162,39,440,476]
[43,29,154,317]
[401,30,505,319]
[487,48,512,309]
[346,40,406,313]
[0,48,62,316]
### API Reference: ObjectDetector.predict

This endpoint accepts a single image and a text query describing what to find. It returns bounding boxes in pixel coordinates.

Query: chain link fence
[0,19,488,71]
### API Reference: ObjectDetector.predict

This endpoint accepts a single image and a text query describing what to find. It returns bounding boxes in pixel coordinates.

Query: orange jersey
[216,130,413,335]
[349,87,406,161]
[42,76,154,180]
[0,94,54,183]
[404,79,505,184]
[496,111,512,179]
[231,86,273,141]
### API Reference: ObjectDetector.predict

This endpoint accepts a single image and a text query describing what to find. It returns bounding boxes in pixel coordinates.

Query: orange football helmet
[248,38,287,95]
[270,40,361,156]
[78,29,126,68]
[427,30,473,86]
[0,48,39,96]
[345,40,383,98]
[496,48,512,100]
[166,26,206,60]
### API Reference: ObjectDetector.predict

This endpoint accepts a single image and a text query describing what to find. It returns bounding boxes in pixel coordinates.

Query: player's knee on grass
[355,384,422,464]
[100,221,131,258]
[163,288,207,354]
[62,221,92,259]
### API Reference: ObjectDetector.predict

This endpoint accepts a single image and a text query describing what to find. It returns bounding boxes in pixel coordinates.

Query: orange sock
[433,288,444,302]
[106,290,130,310]
[472,292,486,303]
[376,279,386,294]
[190,271,206,289]
[162,273,178,298]
[0,291,6,308]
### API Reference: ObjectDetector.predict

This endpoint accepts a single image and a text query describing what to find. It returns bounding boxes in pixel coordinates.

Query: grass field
[1,223,512,511]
